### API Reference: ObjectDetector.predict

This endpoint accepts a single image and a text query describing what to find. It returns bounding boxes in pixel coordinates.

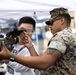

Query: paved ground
[32,39,44,75]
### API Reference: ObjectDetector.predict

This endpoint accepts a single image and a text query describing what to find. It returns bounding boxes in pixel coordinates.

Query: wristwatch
[10,53,15,62]
[27,45,33,49]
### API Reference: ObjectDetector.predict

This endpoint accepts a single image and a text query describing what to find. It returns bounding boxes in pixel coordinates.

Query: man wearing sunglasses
[0,7,76,75]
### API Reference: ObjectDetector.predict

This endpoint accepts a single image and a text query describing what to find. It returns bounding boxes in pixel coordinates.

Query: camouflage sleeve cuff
[47,41,66,54]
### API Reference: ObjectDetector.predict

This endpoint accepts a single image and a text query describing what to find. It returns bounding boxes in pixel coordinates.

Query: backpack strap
[17,46,25,54]
[10,46,25,62]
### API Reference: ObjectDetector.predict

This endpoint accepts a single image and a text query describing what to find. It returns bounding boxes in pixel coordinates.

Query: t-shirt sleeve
[47,41,66,54]
[47,31,71,54]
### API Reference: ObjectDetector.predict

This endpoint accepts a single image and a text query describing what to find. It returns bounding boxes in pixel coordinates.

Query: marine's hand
[0,41,11,60]
[0,59,9,64]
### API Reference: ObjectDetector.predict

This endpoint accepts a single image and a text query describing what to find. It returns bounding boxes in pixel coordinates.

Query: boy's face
[18,23,34,37]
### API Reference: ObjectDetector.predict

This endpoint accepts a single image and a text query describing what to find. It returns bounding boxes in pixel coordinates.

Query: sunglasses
[20,27,33,33]
[50,17,61,25]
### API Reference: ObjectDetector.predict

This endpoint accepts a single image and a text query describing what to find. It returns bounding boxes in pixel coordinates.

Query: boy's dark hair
[18,16,36,30]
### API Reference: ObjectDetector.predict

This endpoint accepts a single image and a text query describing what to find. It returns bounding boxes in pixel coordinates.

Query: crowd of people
[0,7,76,75]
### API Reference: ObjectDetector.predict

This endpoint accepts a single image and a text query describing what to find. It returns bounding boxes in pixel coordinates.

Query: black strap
[17,46,25,54]
[10,46,25,62]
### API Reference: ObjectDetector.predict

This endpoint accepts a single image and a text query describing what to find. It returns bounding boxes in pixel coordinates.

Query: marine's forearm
[12,54,53,70]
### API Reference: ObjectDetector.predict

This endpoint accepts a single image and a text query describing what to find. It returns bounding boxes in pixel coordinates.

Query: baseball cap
[45,7,68,25]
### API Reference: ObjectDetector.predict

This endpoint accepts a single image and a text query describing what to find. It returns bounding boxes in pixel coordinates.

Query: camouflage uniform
[40,7,76,75]
[40,27,76,75]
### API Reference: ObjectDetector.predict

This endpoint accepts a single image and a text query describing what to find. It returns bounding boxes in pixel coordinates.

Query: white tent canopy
[0,0,75,19]
[0,0,76,50]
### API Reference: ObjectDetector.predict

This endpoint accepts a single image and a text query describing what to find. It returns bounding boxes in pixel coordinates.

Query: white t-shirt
[5,43,39,75]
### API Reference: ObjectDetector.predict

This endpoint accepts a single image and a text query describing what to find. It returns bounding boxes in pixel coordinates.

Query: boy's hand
[20,32,32,47]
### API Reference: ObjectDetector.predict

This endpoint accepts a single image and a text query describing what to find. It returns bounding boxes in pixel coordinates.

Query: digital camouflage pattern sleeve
[40,27,76,75]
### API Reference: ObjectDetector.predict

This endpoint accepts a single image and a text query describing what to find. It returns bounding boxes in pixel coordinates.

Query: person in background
[43,26,53,52]
[0,7,76,75]
[0,25,9,38]
[0,25,9,75]
[0,16,39,75]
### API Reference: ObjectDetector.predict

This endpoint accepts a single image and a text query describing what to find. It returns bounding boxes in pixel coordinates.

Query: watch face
[10,58,15,62]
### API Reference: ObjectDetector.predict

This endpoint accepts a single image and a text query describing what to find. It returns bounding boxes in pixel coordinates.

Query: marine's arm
[10,48,61,70]
[0,42,62,70]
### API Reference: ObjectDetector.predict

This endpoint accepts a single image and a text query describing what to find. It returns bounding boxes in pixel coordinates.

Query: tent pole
[74,1,76,28]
